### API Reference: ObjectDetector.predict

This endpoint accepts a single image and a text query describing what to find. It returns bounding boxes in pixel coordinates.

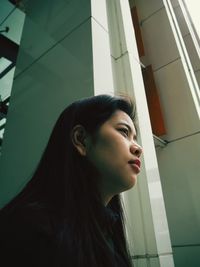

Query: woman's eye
[118,128,129,137]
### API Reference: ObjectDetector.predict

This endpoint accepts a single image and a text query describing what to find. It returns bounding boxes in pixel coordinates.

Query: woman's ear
[71,125,88,156]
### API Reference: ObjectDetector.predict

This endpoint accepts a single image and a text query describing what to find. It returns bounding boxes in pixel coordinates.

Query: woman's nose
[130,141,143,158]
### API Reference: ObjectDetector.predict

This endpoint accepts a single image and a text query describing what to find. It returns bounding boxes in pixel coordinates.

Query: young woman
[0,94,142,267]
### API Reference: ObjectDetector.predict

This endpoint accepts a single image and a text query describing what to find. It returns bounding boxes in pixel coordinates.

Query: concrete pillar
[106,0,174,266]
[0,0,114,207]
[0,0,94,206]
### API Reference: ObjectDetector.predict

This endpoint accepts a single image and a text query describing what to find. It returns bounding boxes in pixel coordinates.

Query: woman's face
[86,110,142,204]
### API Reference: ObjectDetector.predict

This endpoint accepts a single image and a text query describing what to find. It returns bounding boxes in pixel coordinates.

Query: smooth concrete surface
[133,0,200,266]
[0,0,94,207]
[108,1,174,266]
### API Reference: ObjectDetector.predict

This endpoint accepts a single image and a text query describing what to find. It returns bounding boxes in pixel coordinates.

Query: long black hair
[1,94,136,266]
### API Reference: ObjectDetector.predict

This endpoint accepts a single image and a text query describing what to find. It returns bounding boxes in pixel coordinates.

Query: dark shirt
[0,205,57,266]
[0,205,128,267]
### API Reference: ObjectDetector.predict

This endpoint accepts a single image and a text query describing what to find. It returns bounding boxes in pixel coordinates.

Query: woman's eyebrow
[116,122,138,140]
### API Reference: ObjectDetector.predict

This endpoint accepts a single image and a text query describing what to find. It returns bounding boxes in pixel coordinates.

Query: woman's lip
[129,159,141,168]
[128,159,141,174]
[129,163,140,174]
[134,159,141,168]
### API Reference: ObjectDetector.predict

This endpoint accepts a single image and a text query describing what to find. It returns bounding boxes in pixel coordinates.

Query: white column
[90,0,114,95]
[106,0,175,266]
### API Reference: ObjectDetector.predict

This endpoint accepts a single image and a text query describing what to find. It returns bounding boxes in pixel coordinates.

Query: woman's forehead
[110,110,133,122]
[107,110,135,130]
